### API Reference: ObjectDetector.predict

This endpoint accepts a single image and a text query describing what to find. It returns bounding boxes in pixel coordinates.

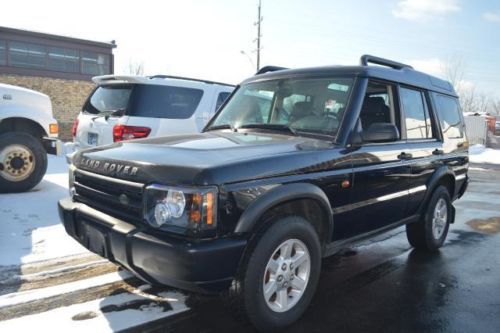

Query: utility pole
[254,0,262,71]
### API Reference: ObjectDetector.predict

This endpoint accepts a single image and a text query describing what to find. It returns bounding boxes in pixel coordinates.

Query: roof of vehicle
[92,75,235,88]
[244,55,457,97]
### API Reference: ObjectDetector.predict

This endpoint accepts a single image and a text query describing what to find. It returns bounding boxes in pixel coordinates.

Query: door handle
[397,152,413,160]
[432,149,444,155]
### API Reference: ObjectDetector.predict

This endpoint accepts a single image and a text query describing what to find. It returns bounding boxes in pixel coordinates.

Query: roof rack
[255,66,288,75]
[148,75,235,87]
[360,54,413,70]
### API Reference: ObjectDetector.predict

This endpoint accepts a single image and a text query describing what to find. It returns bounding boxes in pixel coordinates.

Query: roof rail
[148,75,235,87]
[256,66,288,75]
[360,54,413,70]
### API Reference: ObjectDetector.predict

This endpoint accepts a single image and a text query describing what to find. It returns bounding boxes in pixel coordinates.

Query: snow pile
[0,156,87,266]
[469,144,500,165]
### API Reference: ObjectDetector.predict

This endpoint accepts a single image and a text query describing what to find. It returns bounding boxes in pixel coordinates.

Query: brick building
[0,26,116,140]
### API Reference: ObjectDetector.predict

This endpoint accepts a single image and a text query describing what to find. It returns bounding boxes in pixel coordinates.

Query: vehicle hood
[73,131,349,185]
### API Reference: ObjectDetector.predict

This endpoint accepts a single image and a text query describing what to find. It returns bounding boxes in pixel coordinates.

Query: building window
[9,41,47,69]
[48,47,79,73]
[0,40,6,65]
[81,51,110,75]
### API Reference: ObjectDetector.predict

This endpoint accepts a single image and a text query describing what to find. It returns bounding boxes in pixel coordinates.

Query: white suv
[70,75,234,151]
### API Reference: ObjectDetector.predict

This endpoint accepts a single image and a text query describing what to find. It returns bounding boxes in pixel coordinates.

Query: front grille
[74,169,144,224]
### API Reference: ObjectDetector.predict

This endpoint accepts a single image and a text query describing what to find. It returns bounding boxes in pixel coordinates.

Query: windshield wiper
[206,124,238,132]
[238,123,298,136]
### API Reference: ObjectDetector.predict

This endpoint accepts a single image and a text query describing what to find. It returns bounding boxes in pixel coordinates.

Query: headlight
[144,184,217,233]
[68,164,76,198]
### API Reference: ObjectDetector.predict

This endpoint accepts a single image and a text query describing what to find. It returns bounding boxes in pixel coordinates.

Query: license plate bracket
[79,221,108,258]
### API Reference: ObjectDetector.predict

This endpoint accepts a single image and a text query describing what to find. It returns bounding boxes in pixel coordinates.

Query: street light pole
[255,0,262,71]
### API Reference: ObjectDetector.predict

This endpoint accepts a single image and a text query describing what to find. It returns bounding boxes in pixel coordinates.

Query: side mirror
[363,123,400,142]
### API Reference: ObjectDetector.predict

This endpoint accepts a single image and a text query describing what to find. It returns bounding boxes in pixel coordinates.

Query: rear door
[76,85,132,148]
[398,86,441,215]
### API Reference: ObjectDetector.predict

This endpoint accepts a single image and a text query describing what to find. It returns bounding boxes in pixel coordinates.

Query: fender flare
[234,182,334,237]
[418,166,455,214]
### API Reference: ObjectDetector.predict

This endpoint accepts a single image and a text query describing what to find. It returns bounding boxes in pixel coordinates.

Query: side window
[434,94,463,139]
[359,80,400,140]
[215,92,230,112]
[400,87,433,139]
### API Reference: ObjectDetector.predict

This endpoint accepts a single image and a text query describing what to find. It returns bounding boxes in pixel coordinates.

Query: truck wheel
[0,132,47,193]
[232,216,321,331]
[406,185,451,251]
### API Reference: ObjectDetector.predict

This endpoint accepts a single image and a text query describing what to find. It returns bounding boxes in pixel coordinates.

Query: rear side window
[400,87,433,139]
[84,85,132,114]
[434,94,463,139]
[215,92,231,111]
[128,85,203,119]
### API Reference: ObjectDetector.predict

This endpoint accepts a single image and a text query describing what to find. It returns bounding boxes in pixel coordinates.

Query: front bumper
[42,137,62,155]
[58,198,247,293]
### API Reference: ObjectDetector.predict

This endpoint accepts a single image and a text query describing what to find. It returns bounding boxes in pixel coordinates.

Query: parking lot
[0,160,498,332]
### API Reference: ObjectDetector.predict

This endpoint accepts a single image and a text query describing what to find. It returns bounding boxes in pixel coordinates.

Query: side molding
[234,182,333,235]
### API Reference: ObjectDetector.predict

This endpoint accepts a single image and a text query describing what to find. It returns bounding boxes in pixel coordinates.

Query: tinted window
[210,77,354,137]
[0,40,5,65]
[215,92,230,111]
[82,51,110,75]
[400,87,433,139]
[48,47,79,73]
[84,85,132,114]
[435,94,463,138]
[127,85,204,119]
[9,41,46,68]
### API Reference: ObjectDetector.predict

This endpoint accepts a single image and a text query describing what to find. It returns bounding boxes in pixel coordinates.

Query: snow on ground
[469,144,500,165]
[0,155,87,266]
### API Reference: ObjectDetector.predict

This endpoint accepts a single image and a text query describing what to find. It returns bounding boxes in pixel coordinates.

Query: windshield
[208,77,354,137]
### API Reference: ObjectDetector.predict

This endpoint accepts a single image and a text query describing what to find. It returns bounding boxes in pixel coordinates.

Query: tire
[0,132,47,193]
[231,216,321,332]
[406,185,452,251]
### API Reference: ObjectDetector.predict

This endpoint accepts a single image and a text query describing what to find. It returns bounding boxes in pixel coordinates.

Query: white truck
[0,83,61,192]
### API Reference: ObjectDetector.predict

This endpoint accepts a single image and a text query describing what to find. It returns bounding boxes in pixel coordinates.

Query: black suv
[59,55,469,331]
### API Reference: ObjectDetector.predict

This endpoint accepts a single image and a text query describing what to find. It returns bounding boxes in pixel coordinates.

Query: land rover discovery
[59,55,469,331]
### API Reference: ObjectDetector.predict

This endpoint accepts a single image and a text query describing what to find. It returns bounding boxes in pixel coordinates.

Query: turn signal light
[49,123,59,134]
[113,124,151,142]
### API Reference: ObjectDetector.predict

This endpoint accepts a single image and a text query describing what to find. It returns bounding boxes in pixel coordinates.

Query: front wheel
[406,185,452,251]
[232,216,321,331]
[0,132,47,193]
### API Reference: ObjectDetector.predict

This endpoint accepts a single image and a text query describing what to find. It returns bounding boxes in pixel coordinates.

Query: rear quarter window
[433,94,463,139]
[128,85,204,119]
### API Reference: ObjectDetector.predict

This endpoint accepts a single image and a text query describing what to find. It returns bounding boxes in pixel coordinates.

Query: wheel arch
[0,117,47,139]
[234,183,333,249]
[419,166,456,216]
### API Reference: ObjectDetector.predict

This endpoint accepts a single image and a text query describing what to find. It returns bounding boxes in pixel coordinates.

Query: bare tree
[491,99,500,115]
[443,55,465,92]
[125,59,145,75]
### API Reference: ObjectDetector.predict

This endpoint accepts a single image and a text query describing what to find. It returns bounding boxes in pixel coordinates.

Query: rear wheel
[406,185,451,251]
[231,216,321,331]
[0,132,47,193]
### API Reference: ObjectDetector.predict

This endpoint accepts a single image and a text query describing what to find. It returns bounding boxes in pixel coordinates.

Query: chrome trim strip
[333,185,427,214]
[455,174,466,181]
[409,185,427,194]
[75,168,144,188]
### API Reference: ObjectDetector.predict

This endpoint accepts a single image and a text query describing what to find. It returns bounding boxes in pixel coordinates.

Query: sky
[0,0,499,97]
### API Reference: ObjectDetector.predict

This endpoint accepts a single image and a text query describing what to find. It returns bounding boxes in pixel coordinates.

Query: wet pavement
[136,167,500,333]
